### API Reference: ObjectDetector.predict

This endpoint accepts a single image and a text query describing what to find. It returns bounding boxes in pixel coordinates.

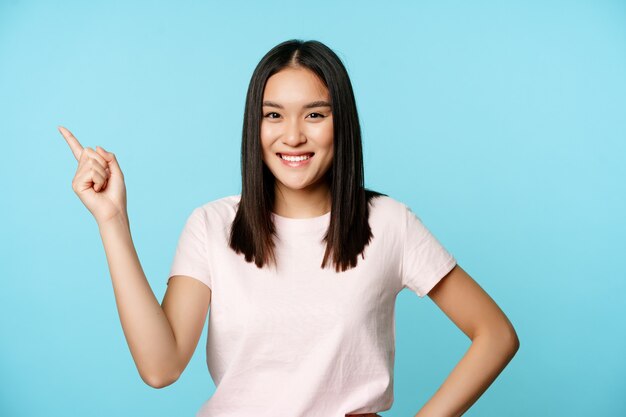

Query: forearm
[98,214,179,387]
[414,330,519,417]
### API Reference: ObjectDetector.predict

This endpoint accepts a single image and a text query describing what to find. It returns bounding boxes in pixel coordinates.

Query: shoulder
[368,192,410,218]
[197,194,241,214]
[367,192,413,232]
[194,194,241,231]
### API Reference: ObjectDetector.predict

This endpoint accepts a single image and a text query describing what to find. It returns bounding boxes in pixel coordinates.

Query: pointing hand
[59,126,128,225]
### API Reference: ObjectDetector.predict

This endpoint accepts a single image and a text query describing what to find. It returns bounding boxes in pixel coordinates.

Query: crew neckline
[271,210,331,235]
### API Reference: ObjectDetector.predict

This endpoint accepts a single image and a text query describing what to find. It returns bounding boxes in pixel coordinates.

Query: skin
[59,66,519,415]
[261,66,334,218]
[60,127,209,388]
[415,265,520,416]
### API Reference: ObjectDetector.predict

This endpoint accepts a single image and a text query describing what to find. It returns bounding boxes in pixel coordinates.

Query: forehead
[263,67,329,101]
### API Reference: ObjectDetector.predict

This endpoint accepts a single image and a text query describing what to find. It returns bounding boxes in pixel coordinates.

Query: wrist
[97,212,130,231]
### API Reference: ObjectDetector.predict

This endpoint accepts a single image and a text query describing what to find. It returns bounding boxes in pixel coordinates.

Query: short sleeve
[400,204,457,298]
[167,207,212,289]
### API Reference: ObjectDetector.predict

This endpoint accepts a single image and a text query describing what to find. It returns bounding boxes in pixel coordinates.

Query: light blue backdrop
[1,1,624,416]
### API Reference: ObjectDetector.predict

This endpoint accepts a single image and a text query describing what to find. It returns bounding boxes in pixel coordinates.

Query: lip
[277,152,314,168]
[276,152,315,157]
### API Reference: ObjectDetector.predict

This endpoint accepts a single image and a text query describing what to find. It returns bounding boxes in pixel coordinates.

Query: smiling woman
[61,38,518,417]
[260,67,335,208]
[229,40,382,274]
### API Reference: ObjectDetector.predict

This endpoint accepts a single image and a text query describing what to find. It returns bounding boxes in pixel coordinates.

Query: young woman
[60,39,519,417]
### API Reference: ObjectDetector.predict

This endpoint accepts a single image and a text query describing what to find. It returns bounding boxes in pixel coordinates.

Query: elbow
[497,324,520,358]
[503,328,520,360]
[511,326,520,349]
[476,323,520,357]
[141,369,181,389]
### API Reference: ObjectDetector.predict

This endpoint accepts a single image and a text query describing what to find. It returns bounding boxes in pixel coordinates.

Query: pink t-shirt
[167,194,456,417]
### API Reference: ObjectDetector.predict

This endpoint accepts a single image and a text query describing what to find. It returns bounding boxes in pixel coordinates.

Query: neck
[272,180,331,219]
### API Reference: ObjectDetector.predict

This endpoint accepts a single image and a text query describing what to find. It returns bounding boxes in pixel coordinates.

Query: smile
[277,152,314,167]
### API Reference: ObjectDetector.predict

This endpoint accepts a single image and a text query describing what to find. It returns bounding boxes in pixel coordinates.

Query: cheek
[260,125,274,153]
[261,121,281,137]
[322,119,334,143]
[308,123,333,144]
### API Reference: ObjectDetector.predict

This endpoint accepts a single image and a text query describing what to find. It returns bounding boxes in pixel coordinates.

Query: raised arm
[98,216,211,388]
[59,126,211,388]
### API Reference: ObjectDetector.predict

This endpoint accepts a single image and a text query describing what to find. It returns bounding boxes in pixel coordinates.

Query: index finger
[58,126,84,161]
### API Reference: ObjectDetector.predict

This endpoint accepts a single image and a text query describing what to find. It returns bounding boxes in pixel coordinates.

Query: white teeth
[280,154,311,162]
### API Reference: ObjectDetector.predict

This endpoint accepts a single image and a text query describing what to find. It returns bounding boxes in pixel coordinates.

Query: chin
[276,180,313,191]
[271,173,316,189]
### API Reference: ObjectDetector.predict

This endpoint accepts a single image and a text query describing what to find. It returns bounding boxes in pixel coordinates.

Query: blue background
[1,0,625,416]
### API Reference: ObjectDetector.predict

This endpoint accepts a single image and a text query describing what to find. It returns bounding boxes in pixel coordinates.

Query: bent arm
[415,265,520,417]
[98,214,185,388]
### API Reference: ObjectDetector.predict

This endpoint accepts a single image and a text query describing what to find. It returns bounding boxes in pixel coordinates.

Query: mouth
[276,152,315,167]
[276,152,314,161]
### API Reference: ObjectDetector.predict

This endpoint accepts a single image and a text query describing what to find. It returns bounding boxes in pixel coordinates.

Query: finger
[58,126,84,161]
[97,146,123,177]
[95,146,107,160]
[92,170,107,192]
[84,147,109,172]
[81,155,109,185]
[95,147,113,175]
[80,148,110,182]
[97,177,109,193]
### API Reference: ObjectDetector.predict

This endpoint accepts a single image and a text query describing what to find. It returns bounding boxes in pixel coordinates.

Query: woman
[60,39,519,417]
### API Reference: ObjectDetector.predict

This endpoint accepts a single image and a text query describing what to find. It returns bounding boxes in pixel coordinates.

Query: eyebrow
[262,100,332,109]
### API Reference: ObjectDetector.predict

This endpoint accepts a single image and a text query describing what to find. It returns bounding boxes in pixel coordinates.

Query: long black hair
[229,39,386,272]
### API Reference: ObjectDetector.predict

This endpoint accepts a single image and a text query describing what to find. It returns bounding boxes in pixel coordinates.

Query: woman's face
[260,66,334,194]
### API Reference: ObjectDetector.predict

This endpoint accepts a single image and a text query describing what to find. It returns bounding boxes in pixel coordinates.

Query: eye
[264,112,280,119]
[307,112,325,119]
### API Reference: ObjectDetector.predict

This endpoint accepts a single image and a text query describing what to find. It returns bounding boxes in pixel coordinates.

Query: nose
[282,119,307,146]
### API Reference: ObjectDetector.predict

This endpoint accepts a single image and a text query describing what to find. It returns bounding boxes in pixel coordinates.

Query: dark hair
[229,39,386,272]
